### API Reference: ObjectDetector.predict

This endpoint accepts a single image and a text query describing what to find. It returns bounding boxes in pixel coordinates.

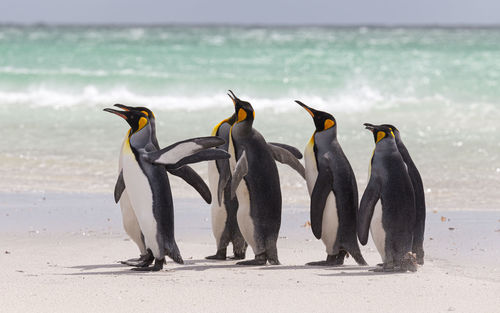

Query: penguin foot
[130,253,155,268]
[131,258,164,272]
[205,254,227,260]
[400,253,418,272]
[236,253,267,266]
[267,258,281,265]
[120,252,153,266]
[205,248,227,260]
[412,246,425,265]
[306,260,341,266]
[120,257,141,266]
[307,253,345,266]
[229,253,246,260]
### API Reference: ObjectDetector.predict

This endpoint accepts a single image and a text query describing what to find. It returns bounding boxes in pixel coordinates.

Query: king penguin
[112,104,212,267]
[206,113,247,260]
[296,100,367,266]
[226,90,305,265]
[364,123,426,265]
[104,107,230,271]
[358,124,417,272]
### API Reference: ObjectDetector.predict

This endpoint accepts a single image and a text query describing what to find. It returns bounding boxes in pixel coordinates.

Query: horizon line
[1,21,500,29]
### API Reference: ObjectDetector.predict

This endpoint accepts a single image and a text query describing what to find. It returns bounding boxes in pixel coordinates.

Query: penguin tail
[349,245,368,266]
[165,241,184,264]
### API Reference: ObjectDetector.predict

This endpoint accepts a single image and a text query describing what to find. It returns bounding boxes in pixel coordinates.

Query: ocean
[0,25,499,210]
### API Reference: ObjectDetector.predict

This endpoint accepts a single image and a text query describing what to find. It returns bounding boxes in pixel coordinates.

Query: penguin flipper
[144,136,229,168]
[357,176,381,245]
[114,170,126,203]
[230,150,248,199]
[310,167,334,239]
[164,149,230,170]
[268,142,303,159]
[216,159,231,206]
[267,143,306,179]
[168,166,212,204]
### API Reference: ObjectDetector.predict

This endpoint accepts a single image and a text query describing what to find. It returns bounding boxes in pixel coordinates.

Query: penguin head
[113,104,156,121]
[227,90,255,123]
[364,123,395,144]
[104,106,149,134]
[295,100,336,132]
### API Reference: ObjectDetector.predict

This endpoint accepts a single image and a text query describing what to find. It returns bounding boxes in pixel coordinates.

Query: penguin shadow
[316,266,412,277]
[68,263,126,271]
[169,259,243,272]
[63,262,162,276]
[258,264,369,271]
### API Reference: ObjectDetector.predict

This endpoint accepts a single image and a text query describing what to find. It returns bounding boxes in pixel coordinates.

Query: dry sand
[1,193,499,313]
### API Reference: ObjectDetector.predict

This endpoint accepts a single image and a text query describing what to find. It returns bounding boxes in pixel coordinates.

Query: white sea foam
[0,84,444,113]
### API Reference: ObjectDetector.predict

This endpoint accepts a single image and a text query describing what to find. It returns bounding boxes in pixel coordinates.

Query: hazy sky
[1,0,499,25]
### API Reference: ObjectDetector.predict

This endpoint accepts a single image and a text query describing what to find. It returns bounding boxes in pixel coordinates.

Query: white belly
[119,189,146,255]
[370,201,386,262]
[305,141,339,254]
[304,141,318,195]
[122,146,160,258]
[236,180,258,254]
[208,160,227,245]
[321,192,339,255]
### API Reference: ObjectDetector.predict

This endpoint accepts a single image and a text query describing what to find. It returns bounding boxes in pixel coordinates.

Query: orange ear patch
[138,117,148,131]
[376,131,386,143]
[238,108,247,122]
[324,119,335,130]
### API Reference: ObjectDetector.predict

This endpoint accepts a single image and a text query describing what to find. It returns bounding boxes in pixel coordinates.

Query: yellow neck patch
[211,117,230,135]
[324,119,335,130]
[376,131,386,143]
[237,108,247,122]
[137,117,148,131]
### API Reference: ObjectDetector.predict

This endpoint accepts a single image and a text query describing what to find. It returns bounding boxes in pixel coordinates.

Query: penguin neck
[129,123,153,150]
[149,119,160,149]
[232,119,253,138]
[374,138,398,153]
[314,127,337,146]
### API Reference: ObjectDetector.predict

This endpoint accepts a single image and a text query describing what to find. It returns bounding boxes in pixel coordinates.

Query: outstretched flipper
[310,161,334,239]
[114,170,126,203]
[144,137,230,169]
[268,143,306,179]
[168,166,212,204]
[216,159,231,206]
[357,175,381,245]
[144,136,225,166]
[230,150,248,199]
[268,142,303,159]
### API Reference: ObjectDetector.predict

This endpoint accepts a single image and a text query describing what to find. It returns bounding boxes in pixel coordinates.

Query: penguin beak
[295,100,315,118]
[227,90,238,105]
[103,108,130,120]
[364,123,375,132]
[114,103,132,111]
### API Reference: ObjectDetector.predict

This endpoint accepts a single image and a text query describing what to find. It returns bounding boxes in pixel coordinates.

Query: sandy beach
[1,192,499,313]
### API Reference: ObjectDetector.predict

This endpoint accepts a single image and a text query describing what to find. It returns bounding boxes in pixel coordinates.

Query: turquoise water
[0,25,499,209]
